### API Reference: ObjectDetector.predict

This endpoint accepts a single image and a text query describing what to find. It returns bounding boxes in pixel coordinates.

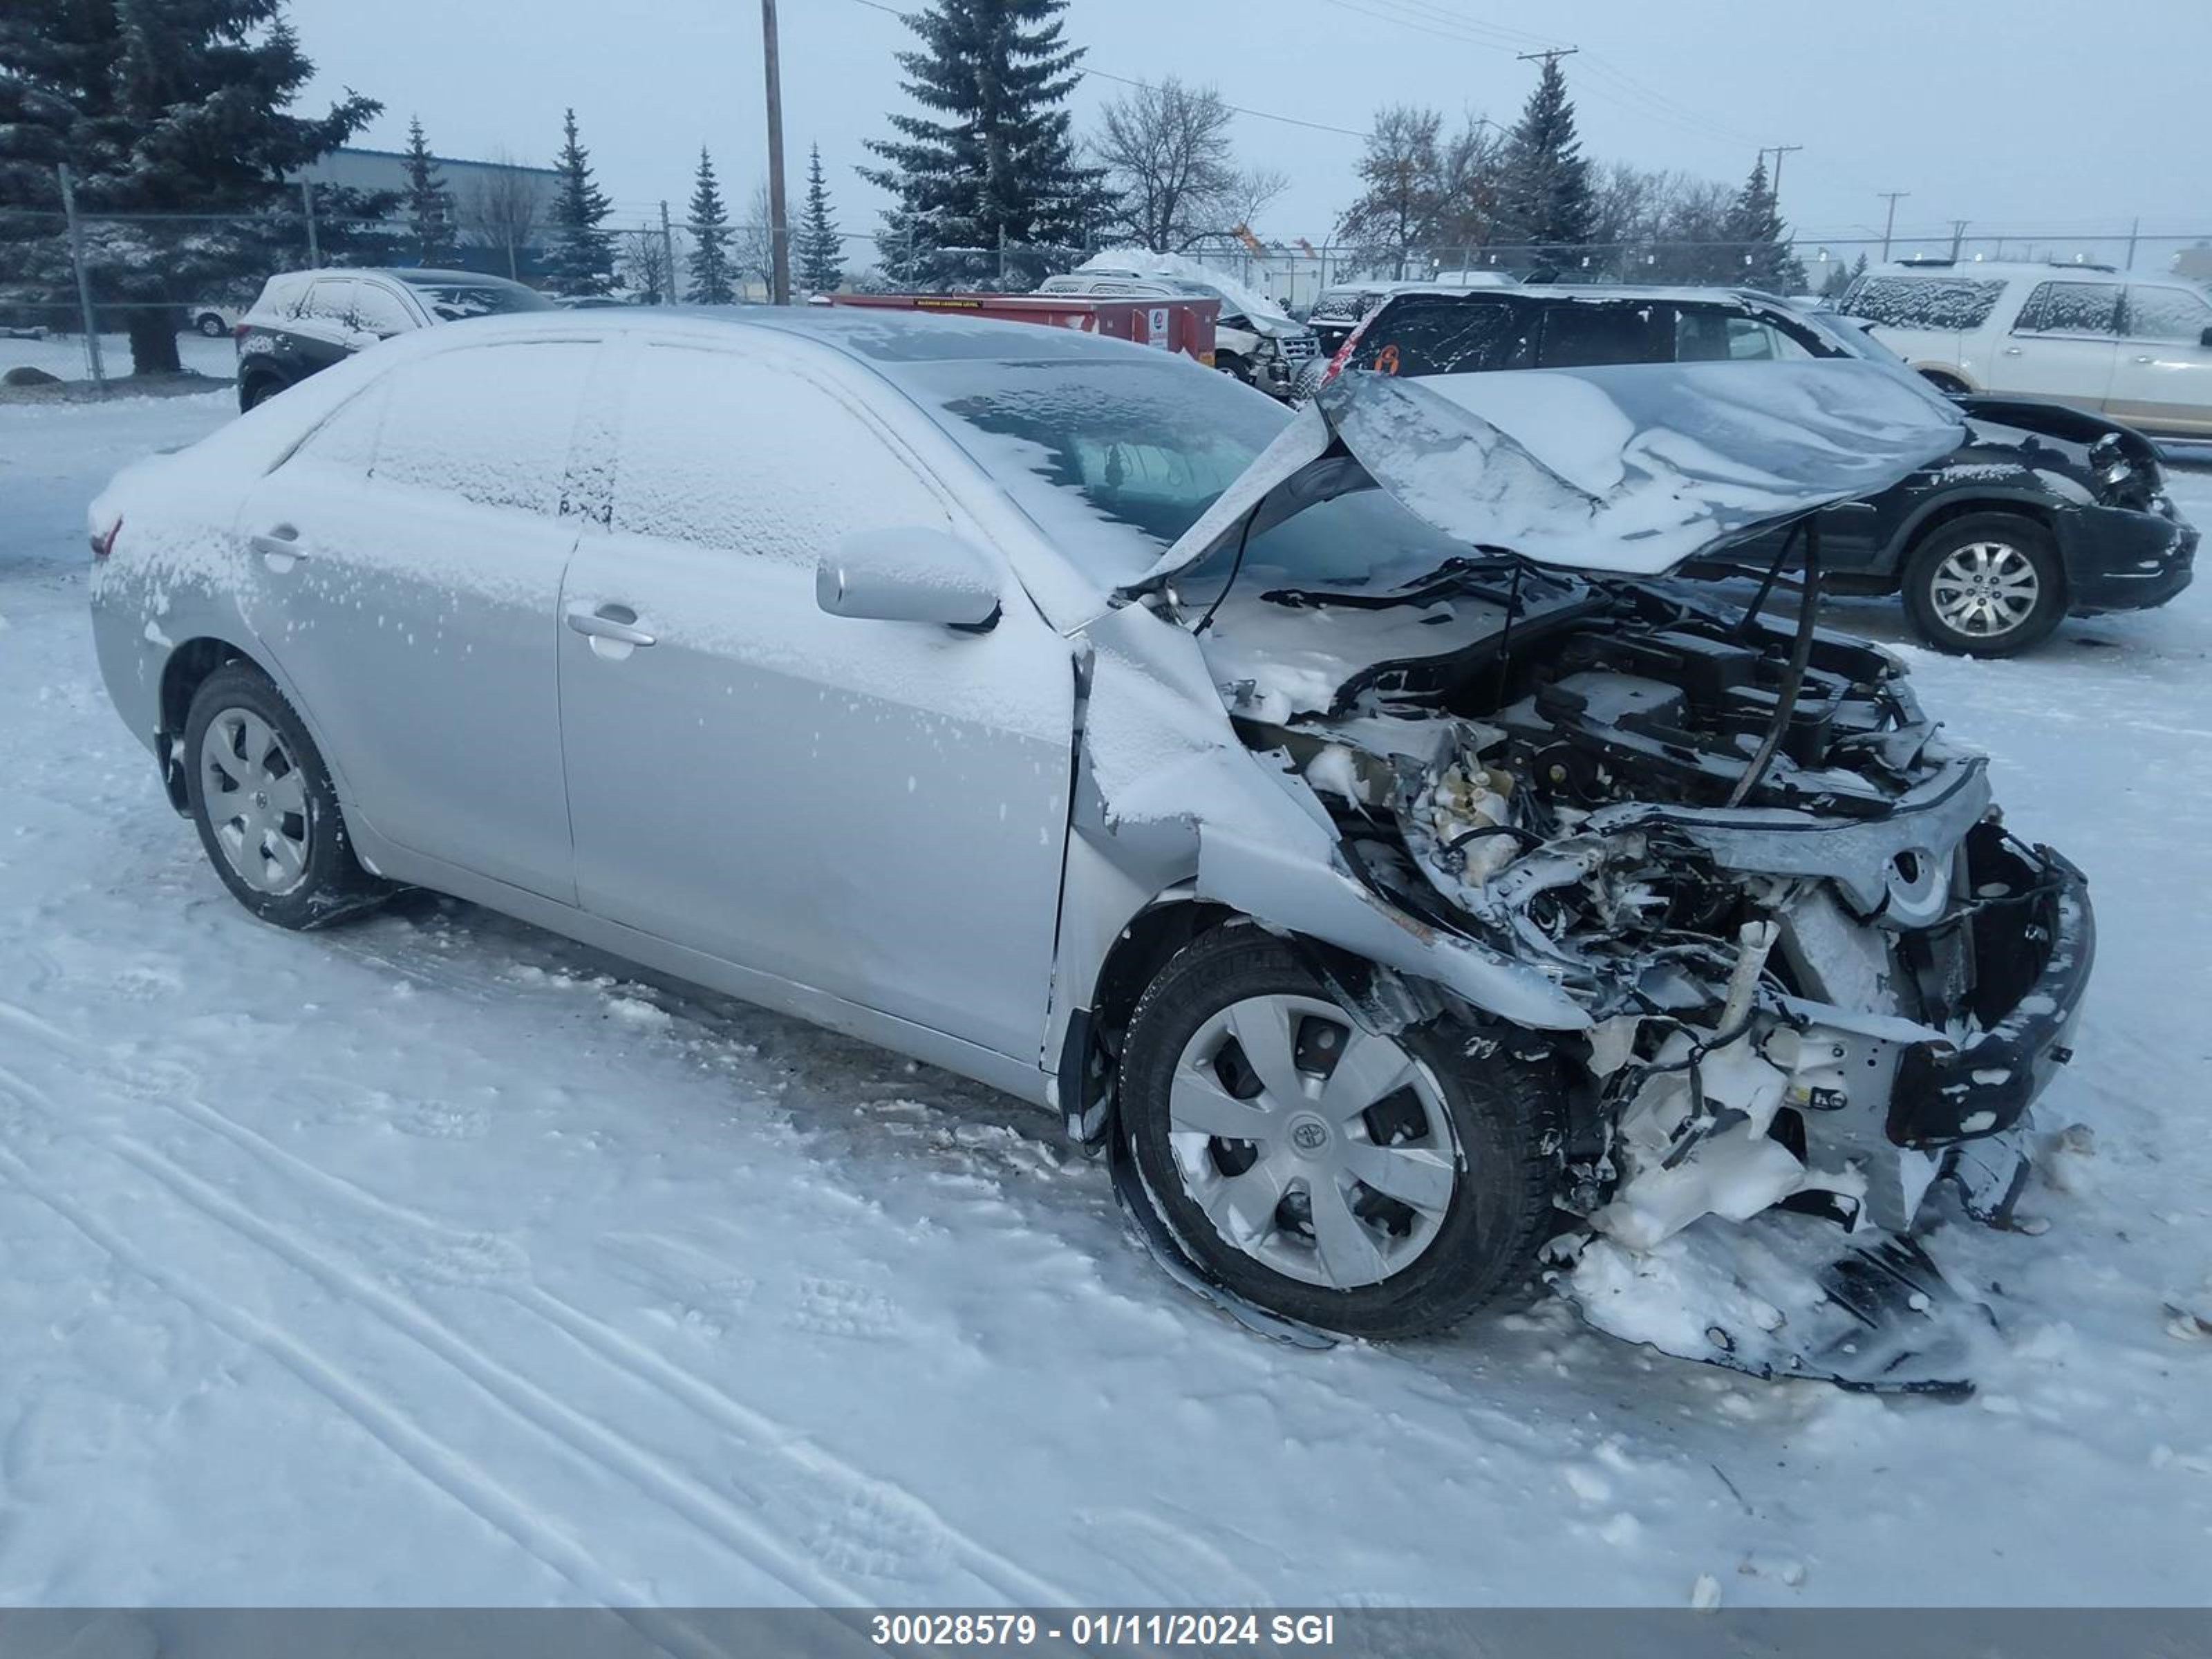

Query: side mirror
[816,527,1002,630]
[2200,324,2212,348]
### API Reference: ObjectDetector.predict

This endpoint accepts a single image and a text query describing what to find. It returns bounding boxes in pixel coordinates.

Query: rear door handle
[250,525,305,565]
[2000,346,2023,356]
[566,603,656,648]
[2133,355,2155,364]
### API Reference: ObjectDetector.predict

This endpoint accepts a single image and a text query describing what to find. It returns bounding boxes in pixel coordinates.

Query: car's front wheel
[1902,512,2066,656]
[183,662,386,929]
[1118,926,1559,1340]
[196,312,227,338]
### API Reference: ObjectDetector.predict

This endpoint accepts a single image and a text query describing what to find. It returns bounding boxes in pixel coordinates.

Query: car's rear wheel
[1118,926,1559,1340]
[183,662,385,929]
[1902,513,2066,656]
[238,373,283,413]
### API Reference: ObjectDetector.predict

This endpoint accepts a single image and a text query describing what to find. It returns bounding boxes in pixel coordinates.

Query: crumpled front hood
[1128,359,1967,591]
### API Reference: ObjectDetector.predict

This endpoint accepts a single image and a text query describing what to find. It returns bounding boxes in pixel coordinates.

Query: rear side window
[370,341,596,515]
[2013,281,2121,337]
[1351,297,1535,375]
[401,280,558,322]
[608,346,948,561]
[299,279,355,329]
[349,283,416,339]
[1535,301,1672,368]
[1840,275,2005,331]
[2124,285,2212,343]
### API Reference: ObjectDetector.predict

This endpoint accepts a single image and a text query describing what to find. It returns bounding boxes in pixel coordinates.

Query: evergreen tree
[545,108,616,297]
[401,115,458,266]
[860,0,1109,289]
[1726,158,1806,294]
[796,144,844,294]
[686,146,735,303]
[1494,55,1595,272]
[0,0,376,373]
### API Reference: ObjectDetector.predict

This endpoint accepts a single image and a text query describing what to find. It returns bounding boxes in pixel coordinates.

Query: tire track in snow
[0,1067,641,1613]
[0,1054,841,1606]
[153,1058,1078,1606]
[0,978,1078,1605]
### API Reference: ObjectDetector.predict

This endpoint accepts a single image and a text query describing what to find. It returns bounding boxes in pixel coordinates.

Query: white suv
[1839,261,2212,438]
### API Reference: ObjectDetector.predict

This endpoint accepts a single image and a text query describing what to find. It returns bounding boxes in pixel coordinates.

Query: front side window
[609,346,946,560]
[1839,274,2006,331]
[400,279,558,322]
[2013,281,2122,337]
[1536,301,1673,368]
[2123,285,2212,344]
[370,341,596,514]
[1351,297,1535,375]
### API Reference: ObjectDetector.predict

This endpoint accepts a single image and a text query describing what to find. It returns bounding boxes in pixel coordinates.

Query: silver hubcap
[1931,541,2040,637]
[200,709,310,894]
[1167,995,1459,1290]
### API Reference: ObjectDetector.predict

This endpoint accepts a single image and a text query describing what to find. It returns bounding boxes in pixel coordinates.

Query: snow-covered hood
[1129,359,1967,591]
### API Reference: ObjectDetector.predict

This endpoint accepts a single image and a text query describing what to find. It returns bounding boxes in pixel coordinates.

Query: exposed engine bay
[1200,567,2094,1389]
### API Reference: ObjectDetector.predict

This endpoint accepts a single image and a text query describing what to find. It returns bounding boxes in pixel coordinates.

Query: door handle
[566,603,656,648]
[2000,346,2023,356]
[250,525,305,565]
[2133,355,2155,364]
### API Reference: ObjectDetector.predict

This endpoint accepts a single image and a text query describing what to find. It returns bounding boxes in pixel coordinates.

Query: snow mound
[1076,247,1295,328]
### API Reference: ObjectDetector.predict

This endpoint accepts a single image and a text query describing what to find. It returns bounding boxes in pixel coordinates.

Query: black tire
[1215,352,1251,386]
[1901,512,2067,657]
[238,373,284,413]
[182,661,386,929]
[1118,925,1559,1340]
[1918,368,1970,395]
[196,312,227,338]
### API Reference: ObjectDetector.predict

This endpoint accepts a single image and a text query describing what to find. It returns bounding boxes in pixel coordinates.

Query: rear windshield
[399,279,557,321]
[1839,274,2006,332]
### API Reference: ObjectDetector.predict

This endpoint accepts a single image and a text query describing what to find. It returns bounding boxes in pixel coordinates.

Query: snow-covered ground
[2,330,237,385]
[1,391,2208,1608]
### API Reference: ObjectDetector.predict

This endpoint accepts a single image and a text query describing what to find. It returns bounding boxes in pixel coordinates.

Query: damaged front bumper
[1888,841,2094,1151]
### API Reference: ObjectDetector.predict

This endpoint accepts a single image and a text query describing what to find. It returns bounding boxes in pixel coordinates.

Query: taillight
[91,516,122,561]
[232,322,249,344]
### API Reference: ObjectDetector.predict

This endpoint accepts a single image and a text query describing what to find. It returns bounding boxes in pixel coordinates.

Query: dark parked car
[1331,285,2197,654]
[234,268,555,412]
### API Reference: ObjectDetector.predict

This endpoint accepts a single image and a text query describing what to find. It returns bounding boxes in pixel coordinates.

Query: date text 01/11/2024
[870,1615,1340,1648]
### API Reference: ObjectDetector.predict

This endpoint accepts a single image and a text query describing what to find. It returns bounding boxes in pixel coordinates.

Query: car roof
[384,303,1183,368]
[1371,283,1794,308]
[1866,261,2126,281]
[276,267,535,287]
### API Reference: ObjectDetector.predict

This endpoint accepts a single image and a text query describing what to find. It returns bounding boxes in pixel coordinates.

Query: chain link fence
[7,168,2209,387]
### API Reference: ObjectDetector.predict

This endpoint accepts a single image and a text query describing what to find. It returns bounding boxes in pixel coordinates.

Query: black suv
[1329,285,2197,654]
[234,268,554,412]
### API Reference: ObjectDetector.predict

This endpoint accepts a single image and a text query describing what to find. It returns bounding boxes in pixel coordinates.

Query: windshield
[897,355,1473,595]
[400,279,558,321]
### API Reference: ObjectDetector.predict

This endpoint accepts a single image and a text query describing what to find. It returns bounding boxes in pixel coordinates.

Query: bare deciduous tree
[620,225,672,304]
[1332,104,1445,279]
[464,151,547,282]
[735,180,776,297]
[1091,77,1286,254]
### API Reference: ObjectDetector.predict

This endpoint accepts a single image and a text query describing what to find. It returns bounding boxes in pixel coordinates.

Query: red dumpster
[830,292,1219,369]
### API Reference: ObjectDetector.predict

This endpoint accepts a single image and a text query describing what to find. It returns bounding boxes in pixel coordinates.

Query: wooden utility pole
[1878,190,1909,261]
[1762,143,1803,206]
[760,0,791,305]
[55,164,106,385]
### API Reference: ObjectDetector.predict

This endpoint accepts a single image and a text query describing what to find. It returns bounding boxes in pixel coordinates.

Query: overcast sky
[284,0,2210,267]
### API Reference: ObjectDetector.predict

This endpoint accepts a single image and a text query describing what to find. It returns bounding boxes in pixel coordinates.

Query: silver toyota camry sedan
[88,308,2093,1385]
